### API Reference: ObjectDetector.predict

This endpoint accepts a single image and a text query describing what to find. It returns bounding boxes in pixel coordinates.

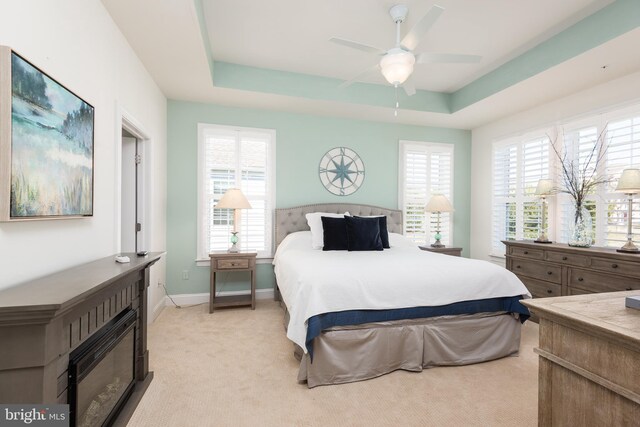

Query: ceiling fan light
[380,49,415,85]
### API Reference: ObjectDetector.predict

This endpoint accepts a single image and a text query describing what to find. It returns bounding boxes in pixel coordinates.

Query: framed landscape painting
[0,46,94,221]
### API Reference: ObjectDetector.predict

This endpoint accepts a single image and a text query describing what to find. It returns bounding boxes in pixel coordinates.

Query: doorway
[118,114,150,255]
[120,129,141,253]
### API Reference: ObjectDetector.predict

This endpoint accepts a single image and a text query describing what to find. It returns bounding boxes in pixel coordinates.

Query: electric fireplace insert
[68,308,137,427]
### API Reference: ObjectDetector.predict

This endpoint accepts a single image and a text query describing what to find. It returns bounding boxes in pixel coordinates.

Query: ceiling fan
[330,4,482,96]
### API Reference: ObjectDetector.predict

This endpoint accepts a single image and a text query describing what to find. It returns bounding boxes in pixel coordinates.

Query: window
[399,141,454,245]
[491,105,640,255]
[491,136,550,255]
[197,124,275,261]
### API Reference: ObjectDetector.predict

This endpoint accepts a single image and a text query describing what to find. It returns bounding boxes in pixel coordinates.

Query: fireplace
[68,309,137,427]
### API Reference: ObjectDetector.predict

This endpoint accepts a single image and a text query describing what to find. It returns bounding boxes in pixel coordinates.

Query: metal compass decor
[318,147,365,196]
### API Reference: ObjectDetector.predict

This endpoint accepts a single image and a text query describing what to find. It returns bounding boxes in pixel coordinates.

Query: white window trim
[398,140,455,246]
[196,123,276,264]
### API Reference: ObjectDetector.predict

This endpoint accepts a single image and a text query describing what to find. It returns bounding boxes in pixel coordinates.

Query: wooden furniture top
[502,240,640,261]
[0,252,163,316]
[208,251,257,258]
[522,291,640,349]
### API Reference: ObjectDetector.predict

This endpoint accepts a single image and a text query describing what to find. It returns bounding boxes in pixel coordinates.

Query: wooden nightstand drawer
[590,257,640,278]
[216,258,249,270]
[544,250,588,267]
[512,259,561,284]
[568,268,640,293]
[509,246,544,260]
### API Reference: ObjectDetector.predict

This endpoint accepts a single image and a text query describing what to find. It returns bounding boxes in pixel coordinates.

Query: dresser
[521,292,640,426]
[503,241,640,299]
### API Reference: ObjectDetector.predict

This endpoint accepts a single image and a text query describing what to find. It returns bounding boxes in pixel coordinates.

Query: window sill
[195,257,274,267]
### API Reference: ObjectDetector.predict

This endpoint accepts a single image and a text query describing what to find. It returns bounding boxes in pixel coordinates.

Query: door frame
[114,106,152,254]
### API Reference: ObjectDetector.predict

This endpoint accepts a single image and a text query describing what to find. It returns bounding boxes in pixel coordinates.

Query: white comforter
[273,231,531,353]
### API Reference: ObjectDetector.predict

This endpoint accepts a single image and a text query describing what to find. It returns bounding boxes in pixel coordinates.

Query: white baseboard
[165,288,274,307]
[150,297,166,323]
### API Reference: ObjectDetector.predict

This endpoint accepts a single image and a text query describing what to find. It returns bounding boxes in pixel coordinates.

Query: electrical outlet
[182,270,189,280]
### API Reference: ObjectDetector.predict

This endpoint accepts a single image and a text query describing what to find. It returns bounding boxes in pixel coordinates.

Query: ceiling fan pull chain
[394,85,400,117]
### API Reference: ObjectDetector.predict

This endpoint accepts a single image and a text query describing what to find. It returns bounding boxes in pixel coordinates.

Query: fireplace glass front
[69,309,136,427]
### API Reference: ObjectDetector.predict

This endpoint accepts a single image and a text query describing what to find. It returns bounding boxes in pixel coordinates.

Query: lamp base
[534,239,553,244]
[227,244,239,253]
[430,242,445,248]
[617,240,639,254]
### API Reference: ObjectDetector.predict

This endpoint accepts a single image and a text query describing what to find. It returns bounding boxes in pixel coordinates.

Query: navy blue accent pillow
[355,216,390,248]
[321,216,348,251]
[345,216,383,251]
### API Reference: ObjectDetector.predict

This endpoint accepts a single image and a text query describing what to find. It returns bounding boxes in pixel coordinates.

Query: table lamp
[615,168,640,253]
[425,194,454,248]
[214,188,252,253]
[534,179,554,244]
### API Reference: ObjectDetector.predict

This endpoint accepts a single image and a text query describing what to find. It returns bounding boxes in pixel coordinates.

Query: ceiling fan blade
[417,53,482,64]
[338,64,381,88]
[329,37,386,56]
[401,5,445,51]
[402,76,416,97]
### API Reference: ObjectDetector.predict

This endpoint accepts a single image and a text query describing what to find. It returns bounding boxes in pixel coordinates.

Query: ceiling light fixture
[380,48,415,85]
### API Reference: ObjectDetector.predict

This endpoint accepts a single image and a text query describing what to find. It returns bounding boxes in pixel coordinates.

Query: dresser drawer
[511,260,561,284]
[590,257,640,278]
[544,250,588,267]
[216,258,250,270]
[509,246,544,260]
[519,276,562,299]
[567,268,640,293]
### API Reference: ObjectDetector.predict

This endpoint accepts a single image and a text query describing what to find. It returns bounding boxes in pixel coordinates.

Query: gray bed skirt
[290,312,522,388]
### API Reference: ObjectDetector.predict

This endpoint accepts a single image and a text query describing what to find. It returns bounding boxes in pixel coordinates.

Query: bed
[273,203,531,387]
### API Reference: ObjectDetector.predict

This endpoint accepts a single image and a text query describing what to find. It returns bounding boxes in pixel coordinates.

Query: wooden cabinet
[503,241,640,299]
[419,246,463,257]
[521,292,640,426]
[209,252,257,313]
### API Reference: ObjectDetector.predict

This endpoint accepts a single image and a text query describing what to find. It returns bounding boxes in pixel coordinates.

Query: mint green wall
[167,100,471,295]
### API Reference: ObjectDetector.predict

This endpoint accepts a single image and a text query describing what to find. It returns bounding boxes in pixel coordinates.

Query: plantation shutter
[491,136,550,255]
[400,142,454,245]
[492,142,518,254]
[603,116,640,247]
[201,126,274,259]
[521,137,550,240]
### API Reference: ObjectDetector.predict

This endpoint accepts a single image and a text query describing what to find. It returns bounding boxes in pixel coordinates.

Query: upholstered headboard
[274,203,403,247]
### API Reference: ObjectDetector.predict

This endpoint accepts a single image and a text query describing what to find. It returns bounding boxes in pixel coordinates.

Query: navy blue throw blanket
[305,296,530,360]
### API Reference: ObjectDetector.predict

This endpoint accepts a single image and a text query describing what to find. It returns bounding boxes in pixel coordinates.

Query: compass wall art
[318,147,365,196]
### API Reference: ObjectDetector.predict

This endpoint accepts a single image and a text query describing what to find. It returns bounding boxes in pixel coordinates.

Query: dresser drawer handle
[578,277,584,282]
[231,263,237,266]
[547,271,553,275]
[562,256,568,261]
[627,287,633,291]
[524,251,528,255]
[612,263,618,268]
[547,289,553,294]
[516,265,521,269]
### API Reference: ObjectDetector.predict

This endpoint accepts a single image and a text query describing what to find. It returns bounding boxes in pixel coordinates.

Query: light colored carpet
[128,301,539,427]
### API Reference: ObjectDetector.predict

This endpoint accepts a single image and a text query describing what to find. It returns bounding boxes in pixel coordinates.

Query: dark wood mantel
[0,252,162,410]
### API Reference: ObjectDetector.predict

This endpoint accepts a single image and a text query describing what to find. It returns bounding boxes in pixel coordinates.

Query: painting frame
[0,46,95,221]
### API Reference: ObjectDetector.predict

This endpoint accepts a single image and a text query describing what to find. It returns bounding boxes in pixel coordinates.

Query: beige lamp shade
[214,188,252,209]
[534,179,554,196]
[615,169,640,194]
[425,194,454,213]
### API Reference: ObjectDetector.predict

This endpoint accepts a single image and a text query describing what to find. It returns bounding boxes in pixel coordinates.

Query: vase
[568,203,592,247]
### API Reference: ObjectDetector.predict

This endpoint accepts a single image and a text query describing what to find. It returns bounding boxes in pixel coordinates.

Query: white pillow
[305,212,350,249]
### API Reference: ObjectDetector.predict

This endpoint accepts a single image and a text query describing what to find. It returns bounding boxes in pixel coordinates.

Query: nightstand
[419,246,462,257]
[209,252,257,313]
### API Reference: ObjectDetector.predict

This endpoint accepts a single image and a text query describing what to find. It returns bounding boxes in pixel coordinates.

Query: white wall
[470,71,640,264]
[0,0,167,321]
